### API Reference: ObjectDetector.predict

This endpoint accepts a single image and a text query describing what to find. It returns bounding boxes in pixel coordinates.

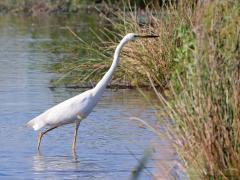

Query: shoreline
[48,82,158,90]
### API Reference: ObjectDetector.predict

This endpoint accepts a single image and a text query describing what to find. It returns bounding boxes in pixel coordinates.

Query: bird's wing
[27,89,94,130]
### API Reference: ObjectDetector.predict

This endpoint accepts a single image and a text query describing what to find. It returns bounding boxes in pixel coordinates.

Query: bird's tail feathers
[26,117,46,131]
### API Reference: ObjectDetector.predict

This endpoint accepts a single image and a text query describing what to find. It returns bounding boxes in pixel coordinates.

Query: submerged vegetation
[49,0,240,178]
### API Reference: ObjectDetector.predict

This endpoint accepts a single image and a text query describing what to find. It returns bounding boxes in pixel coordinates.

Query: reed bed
[165,2,240,178]
[147,0,239,178]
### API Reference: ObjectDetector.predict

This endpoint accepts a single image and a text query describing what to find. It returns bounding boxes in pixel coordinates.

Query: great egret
[27,33,158,153]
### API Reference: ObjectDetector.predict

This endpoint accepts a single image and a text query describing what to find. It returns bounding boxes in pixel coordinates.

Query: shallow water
[0,15,168,179]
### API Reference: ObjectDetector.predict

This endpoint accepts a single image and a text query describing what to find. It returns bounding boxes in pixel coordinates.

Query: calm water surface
[0,15,171,179]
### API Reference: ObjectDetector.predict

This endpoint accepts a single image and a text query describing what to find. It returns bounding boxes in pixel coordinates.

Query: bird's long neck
[93,38,128,96]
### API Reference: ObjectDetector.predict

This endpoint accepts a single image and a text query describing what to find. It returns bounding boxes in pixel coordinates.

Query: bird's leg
[72,120,81,153]
[37,126,58,151]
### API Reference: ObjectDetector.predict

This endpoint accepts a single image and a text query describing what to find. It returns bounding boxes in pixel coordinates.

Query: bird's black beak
[135,35,159,38]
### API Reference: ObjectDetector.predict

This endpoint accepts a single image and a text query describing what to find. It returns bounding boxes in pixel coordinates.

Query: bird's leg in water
[72,119,81,153]
[37,126,59,151]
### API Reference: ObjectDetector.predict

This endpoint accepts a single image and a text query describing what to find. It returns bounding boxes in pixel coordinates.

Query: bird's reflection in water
[33,152,80,172]
[33,152,104,179]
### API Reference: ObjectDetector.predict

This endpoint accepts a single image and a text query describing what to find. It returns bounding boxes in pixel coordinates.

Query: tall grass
[48,2,182,88]
[143,0,239,178]
[163,1,240,178]
[50,6,177,88]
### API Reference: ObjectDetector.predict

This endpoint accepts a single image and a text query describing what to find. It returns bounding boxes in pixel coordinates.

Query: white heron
[27,33,158,153]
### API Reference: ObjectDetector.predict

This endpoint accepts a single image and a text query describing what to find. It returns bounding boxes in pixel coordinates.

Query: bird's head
[124,33,159,41]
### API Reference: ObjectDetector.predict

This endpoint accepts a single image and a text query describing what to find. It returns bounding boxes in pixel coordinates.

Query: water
[0,15,175,179]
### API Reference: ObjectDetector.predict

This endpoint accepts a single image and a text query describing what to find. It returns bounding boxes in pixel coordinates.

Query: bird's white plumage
[27,89,95,130]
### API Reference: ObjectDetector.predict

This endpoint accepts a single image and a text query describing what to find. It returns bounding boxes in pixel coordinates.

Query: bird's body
[27,89,94,130]
[26,33,158,153]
